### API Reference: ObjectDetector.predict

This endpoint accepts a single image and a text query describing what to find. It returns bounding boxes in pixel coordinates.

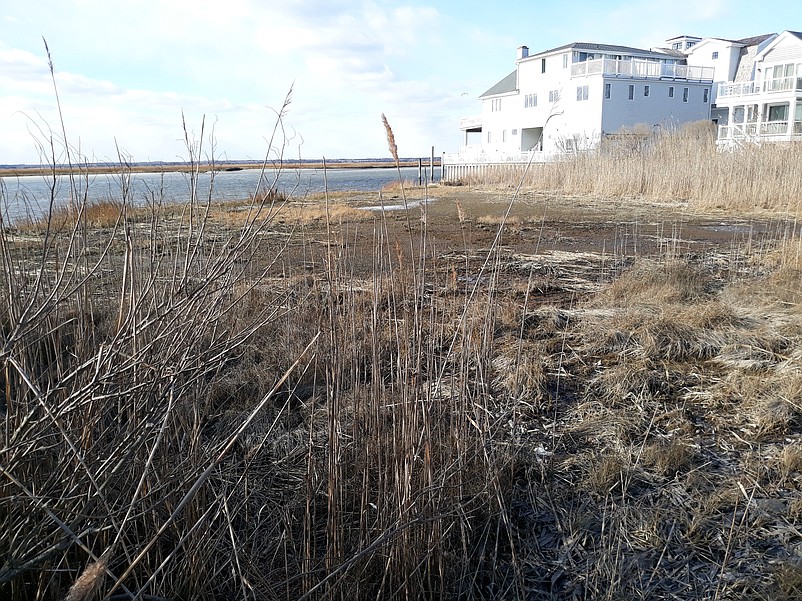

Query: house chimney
[517,45,529,60]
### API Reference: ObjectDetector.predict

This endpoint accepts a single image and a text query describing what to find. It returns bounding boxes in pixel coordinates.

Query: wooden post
[418,158,422,185]
[430,146,434,182]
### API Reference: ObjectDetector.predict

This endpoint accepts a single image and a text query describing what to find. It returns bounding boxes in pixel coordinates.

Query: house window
[644,85,650,97]
[512,129,518,135]
[487,131,492,143]
[628,84,634,100]
[604,83,611,99]
[563,53,569,68]
[672,42,682,50]
[669,86,675,98]
[502,130,507,142]
[524,93,537,108]
[683,87,689,102]
[491,98,502,111]
[548,89,560,103]
[712,51,719,59]
[576,85,589,101]
[703,88,709,103]
[542,58,546,73]
[768,104,789,122]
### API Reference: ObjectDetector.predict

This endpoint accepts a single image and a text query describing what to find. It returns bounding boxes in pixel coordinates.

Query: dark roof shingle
[480,70,517,98]
[527,41,671,59]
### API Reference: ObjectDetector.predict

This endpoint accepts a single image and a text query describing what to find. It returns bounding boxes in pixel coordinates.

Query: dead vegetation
[2,97,802,600]
[1,163,801,600]
[460,121,802,215]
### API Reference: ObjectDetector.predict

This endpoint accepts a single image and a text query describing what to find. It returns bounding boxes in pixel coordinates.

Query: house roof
[655,48,688,58]
[755,30,802,61]
[735,33,776,46]
[526,41,672,59]
[480,70,517,98]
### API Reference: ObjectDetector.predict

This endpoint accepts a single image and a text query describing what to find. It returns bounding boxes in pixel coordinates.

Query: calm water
[0,166,431,222]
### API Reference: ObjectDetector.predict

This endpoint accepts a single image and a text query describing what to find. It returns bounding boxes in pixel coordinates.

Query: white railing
[718,77,802,99]
[764,76,802,93]
[761,121,789,135]
[459,115,483,130]
[442,149,554,165]
[717,82,760,98]
[717,123,759,139]
[571,58,713,81]
[718,121,802,140]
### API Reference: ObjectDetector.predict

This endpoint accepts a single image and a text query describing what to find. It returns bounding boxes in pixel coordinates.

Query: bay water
[0,165,429,222]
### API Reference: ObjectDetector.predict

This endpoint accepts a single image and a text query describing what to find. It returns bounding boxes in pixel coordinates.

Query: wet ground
[259,185,798,305]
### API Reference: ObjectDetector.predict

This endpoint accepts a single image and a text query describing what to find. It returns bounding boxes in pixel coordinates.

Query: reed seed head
[381,113,399,164]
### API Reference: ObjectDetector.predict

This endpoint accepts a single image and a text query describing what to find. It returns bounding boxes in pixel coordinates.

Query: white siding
[762,42,802,63]
[601,80,711,134]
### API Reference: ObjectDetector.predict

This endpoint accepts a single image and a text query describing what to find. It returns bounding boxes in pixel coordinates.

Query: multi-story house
[684,33,778,123]
[448,39,714,168]
[711,31,802,146]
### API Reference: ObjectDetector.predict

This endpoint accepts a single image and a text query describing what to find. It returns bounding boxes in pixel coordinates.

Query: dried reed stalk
[381,113,399,164]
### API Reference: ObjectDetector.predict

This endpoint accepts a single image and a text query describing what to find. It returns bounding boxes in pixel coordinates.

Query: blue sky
[0,0,797,164]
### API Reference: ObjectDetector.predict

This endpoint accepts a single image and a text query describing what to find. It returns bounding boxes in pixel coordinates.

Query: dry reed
[460,121,802,215]
[3,91,802,601]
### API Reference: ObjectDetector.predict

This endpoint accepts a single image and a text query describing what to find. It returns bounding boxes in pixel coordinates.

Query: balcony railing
[459,115,483,130]
[571,58,713,81]
[718,120,802,140]
[443,148,556,164]
[718,77,802,99]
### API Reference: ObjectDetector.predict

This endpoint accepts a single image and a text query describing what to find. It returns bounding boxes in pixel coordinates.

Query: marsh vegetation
[2,125,802,600]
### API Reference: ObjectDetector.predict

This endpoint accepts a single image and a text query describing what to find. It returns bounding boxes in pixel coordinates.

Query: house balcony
[571,58,713,82]
[459,115,483,131]
[718,77,802,100]
[717,120,802,143]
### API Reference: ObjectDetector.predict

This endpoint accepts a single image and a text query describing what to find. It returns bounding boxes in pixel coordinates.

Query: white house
[684,33,777,122]
[449,39,714,165]
[713,31,802,146]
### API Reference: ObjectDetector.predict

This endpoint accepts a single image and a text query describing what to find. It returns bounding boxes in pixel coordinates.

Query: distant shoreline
[0,159,442,178]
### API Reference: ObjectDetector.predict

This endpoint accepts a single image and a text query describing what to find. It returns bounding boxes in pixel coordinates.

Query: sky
[0,0,797,165]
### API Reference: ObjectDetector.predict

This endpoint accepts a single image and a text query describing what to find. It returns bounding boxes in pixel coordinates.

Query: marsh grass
[3,104,802,600]
[461,121,802,214]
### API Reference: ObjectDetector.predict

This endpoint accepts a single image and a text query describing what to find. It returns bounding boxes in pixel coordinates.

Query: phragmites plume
[63,553,108,601]
[381,113,399,164]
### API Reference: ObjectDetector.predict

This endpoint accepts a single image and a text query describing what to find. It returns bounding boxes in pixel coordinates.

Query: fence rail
[570,58,713,81]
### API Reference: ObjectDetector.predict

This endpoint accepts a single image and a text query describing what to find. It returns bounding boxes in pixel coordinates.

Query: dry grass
[3,178,802,599]
[18,198,131,232]
[3,114,802,601]
[461,121,802,215]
